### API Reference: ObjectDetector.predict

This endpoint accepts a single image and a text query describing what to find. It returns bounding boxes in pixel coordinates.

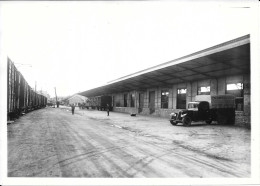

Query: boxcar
[7,58,47,120]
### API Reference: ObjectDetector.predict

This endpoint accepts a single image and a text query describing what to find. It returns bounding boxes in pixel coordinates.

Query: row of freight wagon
[7,58,47,120]
[81,96,112,111]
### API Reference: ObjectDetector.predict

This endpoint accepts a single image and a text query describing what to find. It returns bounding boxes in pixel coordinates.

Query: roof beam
[141,74,171,87]
[176,64,215,79]
[216,58,249,72]
[155,70,186,82]
[109,83,133,90]
[126,77,156,87]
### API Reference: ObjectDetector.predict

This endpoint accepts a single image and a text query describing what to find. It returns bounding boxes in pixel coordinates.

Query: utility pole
[54,87,59,108]
[35,81,37,104]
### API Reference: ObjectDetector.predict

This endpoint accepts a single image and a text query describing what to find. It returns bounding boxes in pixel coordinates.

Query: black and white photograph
[0,0,259,185]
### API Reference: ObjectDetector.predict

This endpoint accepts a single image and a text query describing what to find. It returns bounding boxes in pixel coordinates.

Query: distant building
[63,94,88,106]
[37,90,51,100]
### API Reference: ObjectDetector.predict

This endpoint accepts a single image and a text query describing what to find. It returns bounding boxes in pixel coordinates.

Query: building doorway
[139,93,144,113]
[226,83,244,111]
[124,94,127,107]
[177,88,187,109]
[149,91,155,114]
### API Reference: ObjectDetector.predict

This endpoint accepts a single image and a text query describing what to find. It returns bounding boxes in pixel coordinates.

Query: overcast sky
[0,1,255,97]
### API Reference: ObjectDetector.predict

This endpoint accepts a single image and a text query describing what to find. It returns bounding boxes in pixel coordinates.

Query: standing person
[71,104,75,115]
[106,104,110,116]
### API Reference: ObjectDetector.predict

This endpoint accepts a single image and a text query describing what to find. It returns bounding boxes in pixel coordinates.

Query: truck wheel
[206,119,212,124]
[182,116,191,127]
[170,116,177,125]
[170,120,177,125]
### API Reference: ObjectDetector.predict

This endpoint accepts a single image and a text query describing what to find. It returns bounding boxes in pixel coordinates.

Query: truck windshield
[188,103,199,109]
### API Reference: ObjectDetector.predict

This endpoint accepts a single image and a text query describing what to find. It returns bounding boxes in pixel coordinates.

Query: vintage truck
[170,95,235,126]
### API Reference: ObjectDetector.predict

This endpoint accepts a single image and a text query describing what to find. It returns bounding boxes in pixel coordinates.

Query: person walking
[71,104,75,115]
[106,104,110,116]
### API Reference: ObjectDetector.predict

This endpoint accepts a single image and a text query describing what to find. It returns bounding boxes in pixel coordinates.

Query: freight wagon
[83,96,112,111]
[96,95,112,111]
[7,58,47,120]
[83,97,98,109]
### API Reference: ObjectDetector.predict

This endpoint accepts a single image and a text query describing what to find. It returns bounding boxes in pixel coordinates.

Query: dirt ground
[7,107,251,177]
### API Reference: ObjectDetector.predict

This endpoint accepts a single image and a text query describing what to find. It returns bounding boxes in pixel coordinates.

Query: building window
[178,88,186,94]
[226,83,243,111]
[130,93,135,107]
[161,90,169,108]
[177,88,186,109]
[124,94,127,107]
[227,83,243,91]
[198,86,210,95]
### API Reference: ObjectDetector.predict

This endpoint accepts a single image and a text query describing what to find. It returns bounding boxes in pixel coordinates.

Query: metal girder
[201,66,241,76]
[155,70,186,82]
[141,74,171,87]
[176,64,215,79]
[126,77,155,87]
[217,58,250,72]
[109,82,137,92]
[192,56,249,77]
[107,82,146,94]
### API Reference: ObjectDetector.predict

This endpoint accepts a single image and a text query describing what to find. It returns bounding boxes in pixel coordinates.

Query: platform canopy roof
[79,35,250,97]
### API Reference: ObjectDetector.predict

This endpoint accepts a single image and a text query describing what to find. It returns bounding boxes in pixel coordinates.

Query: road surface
[8,107,250,177]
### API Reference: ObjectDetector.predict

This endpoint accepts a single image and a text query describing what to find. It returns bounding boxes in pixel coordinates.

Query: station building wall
[111,74,250,127]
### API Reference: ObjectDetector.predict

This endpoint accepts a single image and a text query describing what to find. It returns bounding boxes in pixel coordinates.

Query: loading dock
[79,35,250,127]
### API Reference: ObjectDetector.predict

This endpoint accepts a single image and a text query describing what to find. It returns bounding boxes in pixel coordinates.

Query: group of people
[70,104,110,116]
